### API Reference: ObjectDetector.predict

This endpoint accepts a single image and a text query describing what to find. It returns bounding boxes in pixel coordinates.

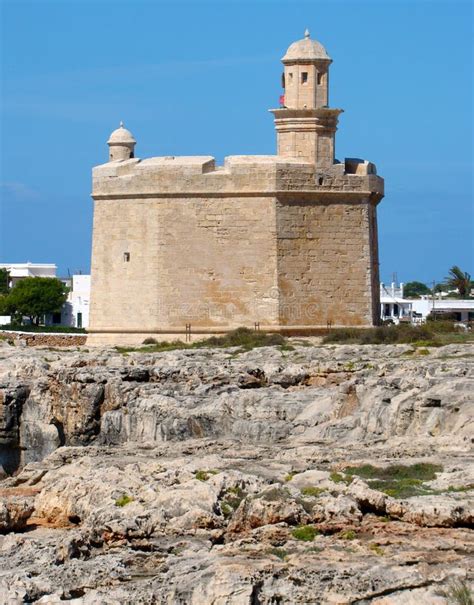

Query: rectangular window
[317,73,322,85]
[52,312,61,324]
[288,72,293,82]
[301,72,308,84]
[77,312,82,328]
[123,252,130,262]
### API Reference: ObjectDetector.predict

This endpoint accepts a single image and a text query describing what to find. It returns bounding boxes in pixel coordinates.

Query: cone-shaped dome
[282,29,330,62]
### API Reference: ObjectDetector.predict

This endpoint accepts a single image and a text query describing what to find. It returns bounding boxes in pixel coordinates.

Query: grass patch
[447,484,474,493]
[195,469,218,481]
[344,463,443,498]
[415,347,430,355]
[344,463,442,481]
[339,530,357,540]
[268,547,288,561]
[116,327,289,354]
[300,486,326,497]
[369,543,384,555]
[221,486,247,515]
[438,580,473,605]
[291,525,319,542]
[323,321,474,347]
[284,472,295,482]
[323,324,437,345]
[115,494,134,507]
[259,487,291,502]
[220,502,233,518]
[329,472,353,485]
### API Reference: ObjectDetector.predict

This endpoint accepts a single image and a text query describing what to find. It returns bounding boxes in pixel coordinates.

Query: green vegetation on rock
[115,494,134,507]
[344,463,443,498]
[300,486,326,497]
[291,525,319,541]
[117,327,288,354]
[322,323,474,346]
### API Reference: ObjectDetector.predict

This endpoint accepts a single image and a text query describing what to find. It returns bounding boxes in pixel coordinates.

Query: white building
[411,298,474,323]
[60,274,91,329]
[380,282,474,324]
[380,282,413,323]
[0,262,57,287]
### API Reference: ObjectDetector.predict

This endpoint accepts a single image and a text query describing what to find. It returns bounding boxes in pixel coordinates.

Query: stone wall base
[86,324,375,347]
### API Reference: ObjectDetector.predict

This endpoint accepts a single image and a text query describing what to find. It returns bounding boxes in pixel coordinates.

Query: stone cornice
[91,190,380,201]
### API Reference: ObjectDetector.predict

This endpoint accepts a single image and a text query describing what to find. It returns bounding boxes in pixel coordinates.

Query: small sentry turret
[107,122,136,162]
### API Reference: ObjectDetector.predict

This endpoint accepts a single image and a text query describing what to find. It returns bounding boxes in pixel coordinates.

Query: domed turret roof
[107,122,136,145]
[282,29,331,62]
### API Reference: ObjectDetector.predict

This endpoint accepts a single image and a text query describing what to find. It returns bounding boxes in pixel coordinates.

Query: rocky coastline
[0,339,472,604]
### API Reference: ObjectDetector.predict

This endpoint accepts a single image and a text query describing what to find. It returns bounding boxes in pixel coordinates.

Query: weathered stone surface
[0,340,472,603]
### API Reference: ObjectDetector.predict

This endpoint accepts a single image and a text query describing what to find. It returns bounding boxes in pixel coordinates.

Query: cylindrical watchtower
[271,30,343,168]
[107,122,136,162]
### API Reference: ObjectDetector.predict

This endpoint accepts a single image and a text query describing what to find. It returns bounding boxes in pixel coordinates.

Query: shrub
[221,486,247,513]
[322,324,437,346]
[259,487,291,502]
[291,525,318,541]
[344,463,443,498]
[200,327,286,350]
[300,486,326,497]
[195,469,218,481]
[438,580,473,605]
[369,543,384,555]
[339,530,357,540]
[268,547,288,560]
[115,494,133,507]
[329,472,353,485]
[116,327,289,354]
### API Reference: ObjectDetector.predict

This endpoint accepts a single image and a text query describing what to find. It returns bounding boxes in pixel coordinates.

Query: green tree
[403,281,432,298]
[0,269,9,295]
[0,277,68,326]
[445,266,472,298]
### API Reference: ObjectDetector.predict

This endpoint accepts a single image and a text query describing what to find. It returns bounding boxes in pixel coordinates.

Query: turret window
[301,72,308,84]
[123,252,130,262]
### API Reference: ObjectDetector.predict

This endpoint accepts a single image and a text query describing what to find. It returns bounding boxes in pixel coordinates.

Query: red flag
[279,95,285,107]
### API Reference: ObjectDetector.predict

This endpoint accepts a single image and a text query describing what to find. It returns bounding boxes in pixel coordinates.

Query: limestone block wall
[88,155,384,344]
[275,196,379,326]
[89,195,279,335]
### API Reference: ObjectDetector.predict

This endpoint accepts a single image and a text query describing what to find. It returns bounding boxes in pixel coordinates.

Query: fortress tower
[271,29,341,168]
[88,31,384,345]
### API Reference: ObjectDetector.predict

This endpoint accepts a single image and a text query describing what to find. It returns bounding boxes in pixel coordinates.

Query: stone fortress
[88,30,384,345]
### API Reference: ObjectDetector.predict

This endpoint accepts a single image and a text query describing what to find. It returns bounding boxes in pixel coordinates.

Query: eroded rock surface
[0,340,472,603]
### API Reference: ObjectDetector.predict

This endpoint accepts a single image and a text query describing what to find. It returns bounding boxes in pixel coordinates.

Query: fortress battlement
[93,155,384,199]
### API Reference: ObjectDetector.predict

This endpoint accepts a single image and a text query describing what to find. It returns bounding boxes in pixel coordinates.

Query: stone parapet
[92,155,383,199]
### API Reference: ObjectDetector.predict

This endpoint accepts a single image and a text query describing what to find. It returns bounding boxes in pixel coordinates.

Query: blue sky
[1,0,472,285]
